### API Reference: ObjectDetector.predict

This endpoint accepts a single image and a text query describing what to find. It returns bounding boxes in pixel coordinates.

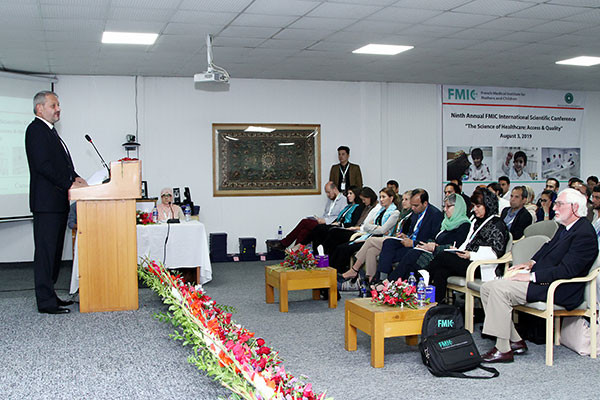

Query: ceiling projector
[194,34,230,86]
[194,70,228,83]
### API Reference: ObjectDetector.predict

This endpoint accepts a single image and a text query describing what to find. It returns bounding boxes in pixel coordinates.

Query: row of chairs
[447,220,600,366]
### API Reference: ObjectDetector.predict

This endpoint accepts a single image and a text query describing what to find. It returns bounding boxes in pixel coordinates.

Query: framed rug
[213,124,321,196]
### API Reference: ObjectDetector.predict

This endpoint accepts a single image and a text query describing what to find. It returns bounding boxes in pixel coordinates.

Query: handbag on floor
[559,316,600,356]
[419,304,499,379]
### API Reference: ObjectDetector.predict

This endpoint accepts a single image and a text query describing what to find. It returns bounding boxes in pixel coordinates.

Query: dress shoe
[481,347,514,363]
[57,297,74,306]
[510,340,528,355]
[38,307,70,315]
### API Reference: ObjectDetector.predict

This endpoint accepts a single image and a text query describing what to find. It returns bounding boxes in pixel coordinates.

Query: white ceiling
[1,0,600,90]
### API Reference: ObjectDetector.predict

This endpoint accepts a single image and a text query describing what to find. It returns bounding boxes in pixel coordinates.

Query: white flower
[171,287,183,302]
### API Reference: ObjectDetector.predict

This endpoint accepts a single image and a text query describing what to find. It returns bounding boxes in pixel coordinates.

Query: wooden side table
[265,265,337,312]
[345,298,434,368]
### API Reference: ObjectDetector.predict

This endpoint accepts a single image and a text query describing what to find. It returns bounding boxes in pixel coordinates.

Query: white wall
[2,75,598,262]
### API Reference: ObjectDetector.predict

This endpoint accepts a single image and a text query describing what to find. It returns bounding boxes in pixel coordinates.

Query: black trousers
[321,228,355,255]
[426,251,471,303]
[33,212,68,310]
[329,241,365,273]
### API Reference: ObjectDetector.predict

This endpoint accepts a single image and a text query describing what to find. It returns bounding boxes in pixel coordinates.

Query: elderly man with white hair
[479,188,599,363]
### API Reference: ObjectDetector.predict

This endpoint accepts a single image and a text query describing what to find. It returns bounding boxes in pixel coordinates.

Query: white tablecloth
[70,221,212,294]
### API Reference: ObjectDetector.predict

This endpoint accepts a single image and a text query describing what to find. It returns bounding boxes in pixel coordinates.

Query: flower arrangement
[280,245,317,270]
[370,278,428,309]
[138,258,329,400]
[136,210,155,225]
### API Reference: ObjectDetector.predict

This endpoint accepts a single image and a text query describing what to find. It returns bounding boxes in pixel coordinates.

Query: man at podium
[25,91,88,314]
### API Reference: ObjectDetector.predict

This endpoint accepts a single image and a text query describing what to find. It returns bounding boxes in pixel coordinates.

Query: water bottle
[417,277,426,307]
[407,272,417,288]
[184,205,191,222]
[277,225,283,240]
[152,207,158,223]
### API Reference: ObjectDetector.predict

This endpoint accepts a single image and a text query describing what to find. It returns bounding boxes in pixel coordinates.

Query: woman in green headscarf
[386,193,471,281]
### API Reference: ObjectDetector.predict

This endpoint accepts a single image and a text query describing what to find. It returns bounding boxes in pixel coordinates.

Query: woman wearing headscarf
[156,187,185,222]
[423,188,509,303]
[347,193,470,292]
[384,193,472,282]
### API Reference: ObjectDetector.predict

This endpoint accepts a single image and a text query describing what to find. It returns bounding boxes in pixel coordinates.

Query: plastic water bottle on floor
[407,272,417,288]
[277,225,283,240]
[152,207,158,223]
[417,277,426,307]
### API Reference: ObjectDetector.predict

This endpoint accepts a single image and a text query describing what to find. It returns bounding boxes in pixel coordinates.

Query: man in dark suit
[479,188,598,363]
[375,188,443,280]
[25,91,88,314]
[500,186,533,240]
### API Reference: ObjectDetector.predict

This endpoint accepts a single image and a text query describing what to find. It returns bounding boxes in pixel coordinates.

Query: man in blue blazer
[375,188,443,279]
[480,188,599,363]
[25,91,87,314]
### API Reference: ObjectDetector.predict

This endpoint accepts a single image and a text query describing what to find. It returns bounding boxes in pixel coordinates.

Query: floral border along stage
[280,245,317,270]
[138,258,329,400]
[370,278,429,309]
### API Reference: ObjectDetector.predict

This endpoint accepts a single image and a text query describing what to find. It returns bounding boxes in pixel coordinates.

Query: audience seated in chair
[337,190,414,288]
[536,190,556,222]
[479,188,599,363]
[422,189,509,303]
[270,181,347,251]
[386,193,471,282]
[371,188,443,282]
[328,187,400,273]
[501,185,533,240]
[309,186,365,251]
[316,187,381,255]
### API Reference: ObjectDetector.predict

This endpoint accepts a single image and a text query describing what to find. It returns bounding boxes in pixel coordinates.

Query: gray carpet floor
[1,260,599,400]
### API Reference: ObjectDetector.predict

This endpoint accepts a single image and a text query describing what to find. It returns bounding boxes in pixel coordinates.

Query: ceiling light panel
[556,56,600,66]
[352,44,414,55]
[102,31,158,45]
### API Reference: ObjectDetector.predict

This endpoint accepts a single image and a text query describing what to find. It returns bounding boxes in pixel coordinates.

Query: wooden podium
[70,161,142,313]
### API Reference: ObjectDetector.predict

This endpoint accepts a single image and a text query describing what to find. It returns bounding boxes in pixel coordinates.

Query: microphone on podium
[85,134,110,178]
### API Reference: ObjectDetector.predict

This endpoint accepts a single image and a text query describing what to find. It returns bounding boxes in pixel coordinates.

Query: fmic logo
[564,92,574,104]
[447,88,477,101]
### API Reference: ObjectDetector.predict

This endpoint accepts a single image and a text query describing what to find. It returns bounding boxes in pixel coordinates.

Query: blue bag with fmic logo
[419,304,499,379]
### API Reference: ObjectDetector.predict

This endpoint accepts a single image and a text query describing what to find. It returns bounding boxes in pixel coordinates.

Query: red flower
[257,346,271,355]
[256,338,265,347]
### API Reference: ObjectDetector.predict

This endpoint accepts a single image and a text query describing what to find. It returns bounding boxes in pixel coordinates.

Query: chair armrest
[545,268,600,306]
[466,252,513,281]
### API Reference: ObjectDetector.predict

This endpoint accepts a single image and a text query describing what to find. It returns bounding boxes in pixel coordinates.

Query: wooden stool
[345,298,434,368]
[265,265,337,312]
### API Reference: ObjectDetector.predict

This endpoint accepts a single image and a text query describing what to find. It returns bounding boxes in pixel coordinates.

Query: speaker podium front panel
[71,161,141,313]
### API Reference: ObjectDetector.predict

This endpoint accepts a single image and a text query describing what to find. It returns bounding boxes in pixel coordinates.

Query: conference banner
[442,85,586,196]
